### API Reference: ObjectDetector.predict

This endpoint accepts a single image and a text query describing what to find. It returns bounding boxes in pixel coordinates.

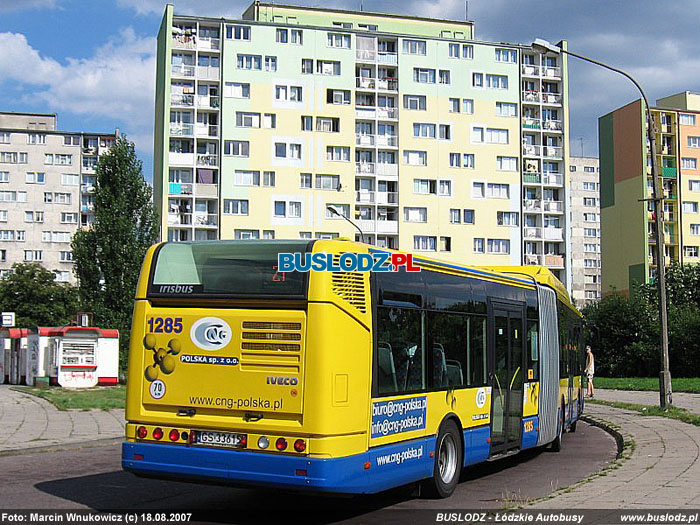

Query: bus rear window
[148,240,310,298]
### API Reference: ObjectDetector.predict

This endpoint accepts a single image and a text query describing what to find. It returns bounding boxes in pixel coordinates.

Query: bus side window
[428,311,466,389]
[376,307,424,395]
[527,320,539,381]
[467,315,487,386]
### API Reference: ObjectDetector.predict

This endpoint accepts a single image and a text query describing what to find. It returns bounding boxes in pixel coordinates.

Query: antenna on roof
[465,0,468,20]
[360,1,363,11]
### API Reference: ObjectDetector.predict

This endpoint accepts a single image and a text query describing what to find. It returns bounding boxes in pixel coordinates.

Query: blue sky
[3,0,700,182]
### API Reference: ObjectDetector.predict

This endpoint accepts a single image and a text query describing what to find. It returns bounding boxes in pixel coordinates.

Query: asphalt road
[0,421,615,524]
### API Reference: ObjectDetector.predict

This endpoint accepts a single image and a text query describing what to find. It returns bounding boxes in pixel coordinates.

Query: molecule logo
[143,334,182,382]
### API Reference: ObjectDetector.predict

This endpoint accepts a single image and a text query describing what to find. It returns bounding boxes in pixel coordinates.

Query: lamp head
[531,38,561,54]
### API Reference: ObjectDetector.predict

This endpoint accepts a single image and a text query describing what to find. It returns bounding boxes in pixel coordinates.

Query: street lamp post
[326,206,366,244]
[531,39,672,407]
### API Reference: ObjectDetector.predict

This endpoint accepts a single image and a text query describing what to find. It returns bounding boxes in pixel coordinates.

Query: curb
[581,414,626,458]
[0,437,123,458]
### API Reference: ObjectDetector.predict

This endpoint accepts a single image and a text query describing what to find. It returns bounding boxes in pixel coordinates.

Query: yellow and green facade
[600,91,700,295]
[154,2,572,285]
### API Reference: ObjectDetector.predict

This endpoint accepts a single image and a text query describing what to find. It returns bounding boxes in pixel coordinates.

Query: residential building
[0,112,116,283]
[154,2,571,285]
[569,156,600,305]
[600,91,700,295]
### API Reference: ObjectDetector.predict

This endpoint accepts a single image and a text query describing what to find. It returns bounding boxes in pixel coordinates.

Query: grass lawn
[588,398,700,428]
[12,384,126,411]
[596,377,700,393]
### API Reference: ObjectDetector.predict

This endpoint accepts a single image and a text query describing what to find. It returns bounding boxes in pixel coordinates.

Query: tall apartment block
[154,2,571,284]
[568,156,601,305]
[0,112,116,283]
[600,91,700,295]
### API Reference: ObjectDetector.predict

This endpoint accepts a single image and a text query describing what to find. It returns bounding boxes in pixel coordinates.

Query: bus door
[488,301,525,456]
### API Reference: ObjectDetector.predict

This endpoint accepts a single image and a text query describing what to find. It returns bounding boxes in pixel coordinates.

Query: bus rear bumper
[122,440,431,494]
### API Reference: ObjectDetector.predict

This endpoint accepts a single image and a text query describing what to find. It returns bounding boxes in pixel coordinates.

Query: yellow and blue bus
[123,239,584,497]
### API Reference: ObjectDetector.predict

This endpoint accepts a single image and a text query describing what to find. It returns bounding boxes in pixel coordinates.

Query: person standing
[585,346,595,398]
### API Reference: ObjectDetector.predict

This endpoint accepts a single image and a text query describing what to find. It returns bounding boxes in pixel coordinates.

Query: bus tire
[570,396,580,433]
[550,401,565,452]
[424,419,463,498]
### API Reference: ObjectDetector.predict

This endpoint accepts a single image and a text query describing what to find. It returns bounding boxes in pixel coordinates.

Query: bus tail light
[153,427,163,440]
[295,469,307,477]
[169,429,180,441]
[133,454,144,461]
[188,431,196,444]
[240,435,248,448]
[275,437,287,451]
[293,439,306,453]
[137,426,147,439]
[258,436,269,449]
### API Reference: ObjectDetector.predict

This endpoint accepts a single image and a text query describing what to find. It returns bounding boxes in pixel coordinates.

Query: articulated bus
[123,239,584,497]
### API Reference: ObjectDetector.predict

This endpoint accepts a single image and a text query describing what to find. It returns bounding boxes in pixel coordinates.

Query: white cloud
[116,0,250,17]
[0,29,156,155]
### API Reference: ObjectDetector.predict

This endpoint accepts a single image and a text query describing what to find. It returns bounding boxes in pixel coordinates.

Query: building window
[462,44,473,58]
[228,25,250,40]
[61,173,79,185]
[472,73,483,87]
[263,171,275,187]
[497,156,518,171]
[570,165,577,172]
[60,212,78,224]
[449,98,460,112]
[583,197,598,207]
[0,172,7,183]
[487,183,509,198]
[265,56,277,72]
[316,60,340,75]
[689,136,700,148]
[223,199,249,215]
[690,224,700,235]
[472,182,485,198]
[55,154,72,165]
[448,43,460,58]
[488,239,510,254]
[440,236,451,252]
[327,33,351,48]
[486,128,509,144]
[327,89,351,105]
[315,174,340,190]
[403,39,426,55]
[301,58,313,74]
[439,124,451,140]
[584,166,595,173]
[584,213,600,222]
[684,246,699,257]
[274,201,301,218]
[28,133,46,145]
[413,179,436,194]
[584,243,601,253]
[403,94,426,110]
[683,201,699,213]
[680,113,696,126]
[236,112,260,128]
[234,170,260,186]
[471,127,484,143]
[24,250,42,262]
[404,207,427,223]
[0,132,9,144]
[25,172,45,184]
[496,102,517,117]
[59,251,73,262]
[413,68,436,83]
[223,82,250,98]
[404,150,427,166]
[413,123,435,138]
[438,70,451,84]
[583,182,598,191]
[473,238,484,253]
[316,117,339,133]
[326,146,350,161]
[463,209,475,224]
[263,230,275,240]
[0,210,6,222]
[300,173,312,188]
[495,48,517,62]
[224,140,249,157]
[486,74,508,89]
[237,54,262,70]
[682,158,698,170]
[439,180,452,196]
[235,229,260,240]
[497,212,518,226]
[449,209,461,224]
[463,99,474,114]
[414,235,436,251]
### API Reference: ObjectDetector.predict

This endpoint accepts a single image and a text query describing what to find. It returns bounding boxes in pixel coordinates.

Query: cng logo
[476,387,487,409]
[190,317,232,351]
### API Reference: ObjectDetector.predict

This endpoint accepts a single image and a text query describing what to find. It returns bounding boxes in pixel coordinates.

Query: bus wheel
[424,420,463,498]
[550,402,564,452]
[570,397,580,433]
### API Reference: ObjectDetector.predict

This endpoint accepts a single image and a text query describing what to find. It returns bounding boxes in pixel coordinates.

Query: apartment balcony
[168,182,193,195]
[377,219,399,234]
[523,199,542,212]
[196,66,220,81]
[523,172,542,184]
[662,167,677,178]
[521,64,540,77]
[543,145,563,158]
[542,119,563,132]
[169,151,194,165]
[172,35,196,50]
[196,154,218,167]
[356,49,376,62]
[195,124,219,138]
[82,163,97,173]
[195,183,218,197]
[356,133,375,146]
[357,219,376,233]
[197,95,220,109]
[377,107,398,119]
[541,66,562,79]
[81,184,95,194]
[524,254,543,265]
[378,52,398,65]
[81,204,95,213]
[356,190,375,204]
[356,162,375,174]
[83,146,97,155]
[356,77,376,89]
[543,227,564,241]
[523,144,541,156]
[523,227,542,239]
[543,200,564,213]
[376,135,398,148]
[169,123,194,137]
[194,213,218,227]
[543,173,564,186]
[171,94,194,107]
[541,93,563,105]
[171,64,195,78]
[522,117,541,130]
[522,90,540,103]
[168,212,192,226]
[545,254,565,267]
[376,191,398,205]
[376,78,398,92]
[376,163,398,177]
[356,106,376,119]
[198,38,220,52]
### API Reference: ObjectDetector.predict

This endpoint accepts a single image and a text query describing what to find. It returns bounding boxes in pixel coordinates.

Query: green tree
[0,263,79,327]
[72,136,159,371]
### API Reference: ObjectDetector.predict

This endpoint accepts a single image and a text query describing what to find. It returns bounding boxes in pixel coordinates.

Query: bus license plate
[195,431,244,448]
